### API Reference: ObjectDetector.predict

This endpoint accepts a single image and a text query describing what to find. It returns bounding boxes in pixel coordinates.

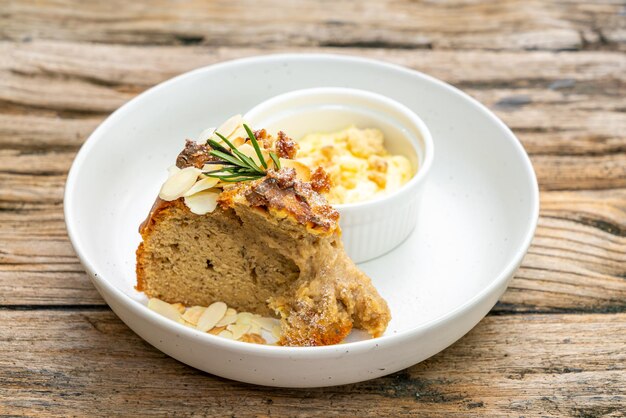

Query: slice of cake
[136,116,391,346]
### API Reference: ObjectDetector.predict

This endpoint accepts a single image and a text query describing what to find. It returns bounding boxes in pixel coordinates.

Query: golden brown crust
[218,168,340,234]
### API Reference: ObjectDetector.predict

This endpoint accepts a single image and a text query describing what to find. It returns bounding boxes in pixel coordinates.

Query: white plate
[64,54,539,388]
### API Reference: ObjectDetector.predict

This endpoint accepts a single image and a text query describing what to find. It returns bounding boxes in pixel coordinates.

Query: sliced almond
[279,159,311,181]
[147,298,182,322]
[159,166,201,201]
[197,126,216,143]
[248,322,261,336]
[167,165,181,176]
[196,301,227,332]
[253,317,278,331]
[236,312,254,326]
[237,143,269,167]
[182,306,206,326]
[227,323,251,340]
[240,333,266,344]
[231,136,246,147]
[217,329,234,339]
[271,325,282,340]
[230,125,249,141]
[171,302,186,313]
[216,312,238,327]
[208,326,227,335]
[201,163,224,173]
[212,114,243,140]
[184,189,220,215]
[225,308,237,316]
[183,177,219,197]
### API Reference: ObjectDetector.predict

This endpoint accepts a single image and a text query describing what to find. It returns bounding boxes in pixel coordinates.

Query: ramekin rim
[244,86,434,212]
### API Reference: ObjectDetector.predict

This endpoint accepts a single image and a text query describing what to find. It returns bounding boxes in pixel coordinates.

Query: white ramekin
[245,87,434,263]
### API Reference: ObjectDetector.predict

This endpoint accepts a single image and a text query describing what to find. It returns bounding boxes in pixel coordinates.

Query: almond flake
[212,114,243,140]
[279,158,311,181]
[208,326,226,335]
[182,306,206,325]
[180,319,196,328]
[167,165,181,176]
[225,308,237,316]
[217,330,234,339]
[231,136,246,147]
[249,323,261,335]
[215,312,237,327]
[202,163,224,173]
[227,323,251,340]
[159,166,201,201]
[183,177,219,197]
[148,298,182,322]
[271,325,282,340]
[237,143,269,167]
[171,303,186,313]
[197,126,216,142]
[253,317,278,331]
[236,312,254,326]
[240,333,266,344]
[230,125,248,141]
[184,190,220,215]
[197,301,227,332]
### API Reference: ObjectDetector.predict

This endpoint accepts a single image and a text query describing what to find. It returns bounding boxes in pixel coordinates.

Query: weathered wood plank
[3,41,624,107]
[0,173,66,204]
[1,0,624,51]
[5,40,626,84]
[532,154,626,190]
[0,114,100,150]
[0,149,74,174]
[0,310,623,416]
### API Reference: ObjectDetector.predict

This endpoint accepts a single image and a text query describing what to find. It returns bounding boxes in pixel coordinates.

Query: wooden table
[1,1,625,416]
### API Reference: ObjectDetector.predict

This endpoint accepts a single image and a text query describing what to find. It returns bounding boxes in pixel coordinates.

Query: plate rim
[64,52,540,356]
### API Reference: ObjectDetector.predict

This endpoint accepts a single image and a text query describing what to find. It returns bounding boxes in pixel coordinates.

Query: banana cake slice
[136,121,391,346]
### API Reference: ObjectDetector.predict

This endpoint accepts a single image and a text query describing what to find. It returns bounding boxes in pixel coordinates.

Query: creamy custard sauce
[296,126,414,204]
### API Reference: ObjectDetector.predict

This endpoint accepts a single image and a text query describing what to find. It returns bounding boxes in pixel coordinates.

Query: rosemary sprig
[244,124,268,169]
[205,123,281,183]
[269,152,281,170]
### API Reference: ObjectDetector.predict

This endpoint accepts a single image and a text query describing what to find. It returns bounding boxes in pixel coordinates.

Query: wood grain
[1,0,624,52]
[0,310,624,416]
[0,0,625,415]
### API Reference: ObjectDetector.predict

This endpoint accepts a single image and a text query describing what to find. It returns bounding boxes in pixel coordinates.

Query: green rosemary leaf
[202,123,283,185]
[213,174,261,180]
[231,149,265,174]
[215,131,265,174]
[203,169,240,176]
[218,177,260,182]
[202,160,238,167]
[207,138,229,154]
[206,173,261,182]
[269,152,281,170]
[213,132,231,145]
[209,150,249,169]
[244,124,268,169]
